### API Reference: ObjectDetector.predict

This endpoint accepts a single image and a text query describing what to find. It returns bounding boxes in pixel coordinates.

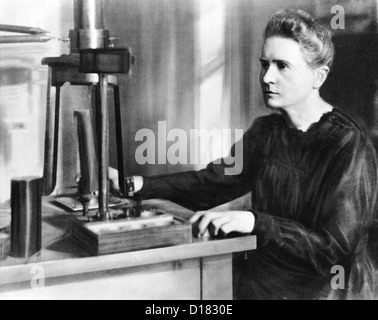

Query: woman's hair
[264,9,334,69]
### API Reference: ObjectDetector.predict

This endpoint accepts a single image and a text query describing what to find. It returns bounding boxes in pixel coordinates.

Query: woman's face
[259,36,317,111]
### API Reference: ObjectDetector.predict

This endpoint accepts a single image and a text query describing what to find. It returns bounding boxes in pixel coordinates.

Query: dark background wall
[1,0,378,198]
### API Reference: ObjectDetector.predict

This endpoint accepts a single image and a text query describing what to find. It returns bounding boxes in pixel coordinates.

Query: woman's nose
[261,65,276,84]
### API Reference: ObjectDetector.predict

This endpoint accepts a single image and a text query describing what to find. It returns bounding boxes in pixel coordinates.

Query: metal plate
[52,196,131,212]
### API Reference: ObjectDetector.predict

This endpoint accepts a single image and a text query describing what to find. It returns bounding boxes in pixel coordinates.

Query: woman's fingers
[189,211,207,224]
[190,211,209,238]
[198,212,224,237]
[216,220,238,236]
[201,229,211,239]
[108,167,120,190]
[191,211,256,238]
[210,215,232,236]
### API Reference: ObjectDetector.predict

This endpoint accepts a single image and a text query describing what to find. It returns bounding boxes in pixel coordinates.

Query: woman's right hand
[109,168,144,196]
[109,167,120,191]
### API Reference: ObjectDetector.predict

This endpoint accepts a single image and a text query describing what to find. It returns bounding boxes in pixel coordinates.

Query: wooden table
[0,198,256,300]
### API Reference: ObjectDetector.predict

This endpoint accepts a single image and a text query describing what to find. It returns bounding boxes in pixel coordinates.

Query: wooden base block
[70,213,192,256]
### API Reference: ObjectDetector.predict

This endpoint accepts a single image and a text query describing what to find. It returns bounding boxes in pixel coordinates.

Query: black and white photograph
[0,0,378,303]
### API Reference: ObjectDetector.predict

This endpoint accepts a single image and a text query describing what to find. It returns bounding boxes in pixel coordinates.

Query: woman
[113,9,378,299]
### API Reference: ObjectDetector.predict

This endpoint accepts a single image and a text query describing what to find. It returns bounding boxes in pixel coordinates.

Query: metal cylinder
[74,0,104,30]
[97,75,110,220]
[71,0,109,51]
[10,177,43,258]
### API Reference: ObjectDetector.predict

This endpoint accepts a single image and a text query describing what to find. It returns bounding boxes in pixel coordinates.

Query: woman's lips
[264,91,278,96]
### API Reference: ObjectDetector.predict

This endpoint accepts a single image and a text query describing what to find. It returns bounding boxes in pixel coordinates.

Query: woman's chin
[264,102,283,110]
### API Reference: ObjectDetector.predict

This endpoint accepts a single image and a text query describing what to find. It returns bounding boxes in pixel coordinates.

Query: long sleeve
[252,131,378,276]
[141,120,262,211]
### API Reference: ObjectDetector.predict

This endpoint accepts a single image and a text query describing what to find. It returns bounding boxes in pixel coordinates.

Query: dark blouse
[141,108,378,300]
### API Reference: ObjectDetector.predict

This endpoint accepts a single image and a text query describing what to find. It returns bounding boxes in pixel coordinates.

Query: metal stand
[42,54,125,202]
[42,0,133,222]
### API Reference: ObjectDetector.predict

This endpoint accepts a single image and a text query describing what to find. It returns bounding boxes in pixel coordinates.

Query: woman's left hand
[189,211,255,238]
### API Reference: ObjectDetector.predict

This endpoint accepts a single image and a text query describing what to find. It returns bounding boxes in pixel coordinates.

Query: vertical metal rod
[72,0,107,50]
[98,74,110,220]
[43,67,53,195]
[113,85,125,194]
[90,85,99,148]
[74,0,104,30]
[43,66,60,195]
[52,86,61,194]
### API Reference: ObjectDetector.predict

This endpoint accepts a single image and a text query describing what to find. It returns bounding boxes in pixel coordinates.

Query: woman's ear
[314,66,330,89]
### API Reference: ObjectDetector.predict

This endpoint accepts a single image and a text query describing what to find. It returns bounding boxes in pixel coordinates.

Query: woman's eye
[278,63,288,70]
[260,62,269,69]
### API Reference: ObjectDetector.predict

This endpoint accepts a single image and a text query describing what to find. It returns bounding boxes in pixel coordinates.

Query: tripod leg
[43,67,61,195]
[113,84,125,194]
[97,74,110,221]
